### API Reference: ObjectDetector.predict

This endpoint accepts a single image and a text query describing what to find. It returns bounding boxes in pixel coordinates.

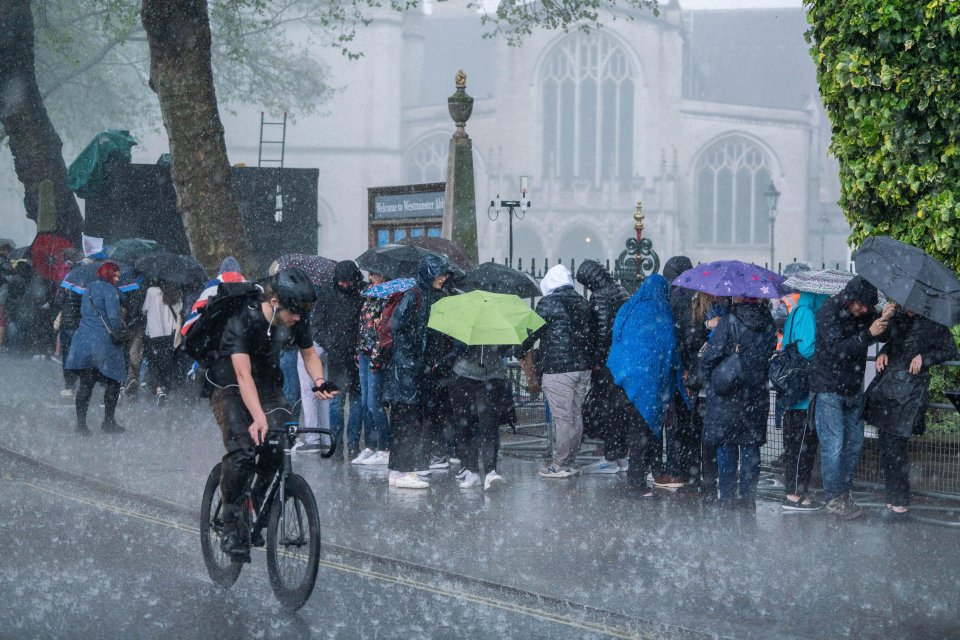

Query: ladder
[258,112,287,167]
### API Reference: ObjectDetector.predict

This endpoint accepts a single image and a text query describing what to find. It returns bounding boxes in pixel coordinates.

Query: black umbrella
[135,252,207,287]
[355,244,435,279]
[854,235,960,327]
[107,238,158,265]
[458,262,541,298]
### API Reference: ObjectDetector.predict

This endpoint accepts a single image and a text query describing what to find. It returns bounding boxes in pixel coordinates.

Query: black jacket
[575,260,629,369]
[662,256,699,370]
[866,311,959,437]
[518,285,593,375]
[311,264,364,371]
[809,276,884,396]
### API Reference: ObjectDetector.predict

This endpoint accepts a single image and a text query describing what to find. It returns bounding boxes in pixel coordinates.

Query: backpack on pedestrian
[377,288,422,365]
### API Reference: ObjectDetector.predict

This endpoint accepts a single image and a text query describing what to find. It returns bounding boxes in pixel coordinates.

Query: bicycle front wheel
[200,463,242,588]
[266,473,321,610]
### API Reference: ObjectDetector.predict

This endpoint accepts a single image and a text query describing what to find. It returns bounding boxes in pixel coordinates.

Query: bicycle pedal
[229,551,252,564]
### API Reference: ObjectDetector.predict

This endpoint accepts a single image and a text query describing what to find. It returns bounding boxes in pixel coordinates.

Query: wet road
[2,355,959,639]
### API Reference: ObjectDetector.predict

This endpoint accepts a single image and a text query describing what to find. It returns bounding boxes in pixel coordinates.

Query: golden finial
[634,201,644,232]
[455,69,467,88]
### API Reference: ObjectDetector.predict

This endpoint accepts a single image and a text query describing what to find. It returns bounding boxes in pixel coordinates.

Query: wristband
[314,377,325,385]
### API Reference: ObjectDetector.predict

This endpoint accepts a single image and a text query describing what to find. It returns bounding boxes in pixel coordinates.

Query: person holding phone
[207,268,336,561]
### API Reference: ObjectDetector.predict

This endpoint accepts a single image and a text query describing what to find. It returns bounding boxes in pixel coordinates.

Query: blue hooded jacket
[780,291,827,410]
[606,274,680,439]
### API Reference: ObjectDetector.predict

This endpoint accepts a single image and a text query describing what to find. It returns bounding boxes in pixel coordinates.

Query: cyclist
[209,267,336,561]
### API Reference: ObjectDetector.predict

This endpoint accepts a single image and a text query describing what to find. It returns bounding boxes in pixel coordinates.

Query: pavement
[2,354,959,639]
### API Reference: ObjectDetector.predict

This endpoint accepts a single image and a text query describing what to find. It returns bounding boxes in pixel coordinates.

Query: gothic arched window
[541,32,635,186]
[405,134,448,184]
[695,137,772,245]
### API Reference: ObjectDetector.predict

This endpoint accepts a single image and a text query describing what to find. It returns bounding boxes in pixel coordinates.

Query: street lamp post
[765,181,781,271]
[488,177,531,267]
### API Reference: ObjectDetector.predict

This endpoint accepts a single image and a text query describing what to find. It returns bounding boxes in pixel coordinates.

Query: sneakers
[388,470,400,487]
[616,459,629,473]
[580,459,621,475]
[538,464,577,478]
[825,493,863,520]
[76,425,92,436]
[351,448,375,465]
[395,472,429,489]
[652,474,686,488]
[782,495,823,512]
[483,471,504,491]
[156,391,167,407]
[220,532,251,563]
[429,455,450,469]
[415,469,431,478]
[454,467,469,481]
[459,471,481,488]
[360,450,389,465]
[295,442,324,454]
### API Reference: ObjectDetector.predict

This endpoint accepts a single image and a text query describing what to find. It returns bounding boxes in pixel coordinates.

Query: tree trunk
[0,0,83,244]
[141,0,254,273]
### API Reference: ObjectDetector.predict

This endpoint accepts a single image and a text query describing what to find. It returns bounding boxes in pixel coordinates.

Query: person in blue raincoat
[65,261,127,435]
[607,274,685,498]
[700,297,777,506]
[779,291,827,511]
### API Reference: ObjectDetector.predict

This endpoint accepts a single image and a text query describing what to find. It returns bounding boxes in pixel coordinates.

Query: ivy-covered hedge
[805,0,960,385]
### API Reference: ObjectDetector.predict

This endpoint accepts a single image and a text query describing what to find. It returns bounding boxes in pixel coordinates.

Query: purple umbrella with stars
[671,260,786,299]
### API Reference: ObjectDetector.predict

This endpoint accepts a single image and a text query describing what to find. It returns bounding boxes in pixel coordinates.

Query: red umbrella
[30,233,74,282]
[397,236,474,270]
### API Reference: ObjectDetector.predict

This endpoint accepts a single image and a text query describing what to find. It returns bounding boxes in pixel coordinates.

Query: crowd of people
[3,238,956,528]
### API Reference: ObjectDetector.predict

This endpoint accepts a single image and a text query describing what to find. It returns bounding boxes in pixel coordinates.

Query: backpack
[182,281,263,366]
[768,308,811,407]
[377,288,422,362]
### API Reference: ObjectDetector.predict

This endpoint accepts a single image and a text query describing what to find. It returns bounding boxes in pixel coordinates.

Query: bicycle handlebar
[265,425,337,458]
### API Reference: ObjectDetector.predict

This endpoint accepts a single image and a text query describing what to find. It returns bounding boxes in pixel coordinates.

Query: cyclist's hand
[248,416,268,446]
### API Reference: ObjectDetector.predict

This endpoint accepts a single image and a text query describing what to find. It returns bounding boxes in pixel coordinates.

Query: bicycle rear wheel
[200,463,242,588]
[266,473,321,610]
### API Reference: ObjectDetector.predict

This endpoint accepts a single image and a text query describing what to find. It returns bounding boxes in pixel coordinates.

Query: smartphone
[313,381,339,394]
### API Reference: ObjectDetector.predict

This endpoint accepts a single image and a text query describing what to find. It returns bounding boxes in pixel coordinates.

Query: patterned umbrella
[361,277,416,299]
[397,236,474,270]
[30,233,74,282]
[783,269,854,296]
[276,253,336,287]
[671,260,786,299]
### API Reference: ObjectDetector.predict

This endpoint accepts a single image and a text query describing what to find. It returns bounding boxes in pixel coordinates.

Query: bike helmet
[271,267,317,314]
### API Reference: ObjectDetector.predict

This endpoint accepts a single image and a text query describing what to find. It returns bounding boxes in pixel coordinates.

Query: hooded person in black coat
[312,260,365,458]
[575,260,631,474]
[809,275,894,519]
[866,307,959,516]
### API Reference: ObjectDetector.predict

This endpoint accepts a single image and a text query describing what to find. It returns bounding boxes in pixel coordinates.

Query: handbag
[581,384,604,439]
[768,313,810,407]
[710,316,743,396]
[92,299,129,345]
[168,303,184,349]
[684,342,709,391]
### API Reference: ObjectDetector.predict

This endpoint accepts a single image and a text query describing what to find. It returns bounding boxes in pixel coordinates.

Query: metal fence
[503,363,960,500]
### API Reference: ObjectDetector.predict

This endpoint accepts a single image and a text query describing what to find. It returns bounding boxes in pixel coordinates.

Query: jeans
[280,347,301,415]
[814,392,865,502]
[717,444,761,502]
[359,354,389,450]
[331,382,363,452]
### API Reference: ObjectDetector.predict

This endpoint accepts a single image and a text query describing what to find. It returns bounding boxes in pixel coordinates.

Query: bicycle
[200,420,335,610]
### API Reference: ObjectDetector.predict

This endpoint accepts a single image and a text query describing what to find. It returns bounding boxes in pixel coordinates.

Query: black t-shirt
[212,303,313,389]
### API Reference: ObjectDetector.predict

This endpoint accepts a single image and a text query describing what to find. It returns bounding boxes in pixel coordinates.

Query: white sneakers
[483,471,504,491]
[580,459,621,474]
[352,449,390,465]
[393,471,429,489]
[459,471,481,488]
[351,448,375,464]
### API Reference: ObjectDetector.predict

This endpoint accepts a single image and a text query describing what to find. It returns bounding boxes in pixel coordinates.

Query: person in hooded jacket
[384,253,457,489]
[311,260,365,460]
[866,306,958,520]
[607,274,683,498]
[516,264,593,478]
[575,260,630,474]
[700,297,777,507]
[809,276,893,520]
[778,290,827,511]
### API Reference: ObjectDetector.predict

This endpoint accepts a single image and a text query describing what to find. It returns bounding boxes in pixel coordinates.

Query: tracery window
[405,135,448,184]
[695,138,772,245]
[541,32,635,186]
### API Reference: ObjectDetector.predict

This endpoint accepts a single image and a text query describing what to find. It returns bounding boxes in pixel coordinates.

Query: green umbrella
[428,290,545,345]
